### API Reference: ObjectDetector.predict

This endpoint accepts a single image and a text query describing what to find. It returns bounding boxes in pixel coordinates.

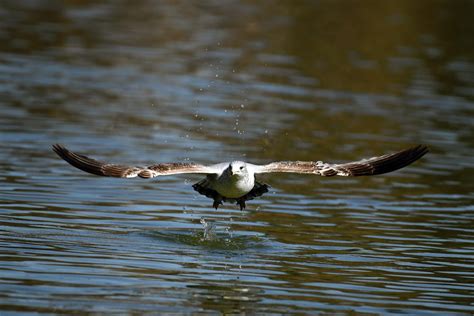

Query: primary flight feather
[52,144,428,210]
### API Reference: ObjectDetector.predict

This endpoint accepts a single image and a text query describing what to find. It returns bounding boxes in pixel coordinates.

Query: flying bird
[52,144,428,210]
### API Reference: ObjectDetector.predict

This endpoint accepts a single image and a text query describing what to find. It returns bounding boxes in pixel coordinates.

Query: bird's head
[227,161,247,177]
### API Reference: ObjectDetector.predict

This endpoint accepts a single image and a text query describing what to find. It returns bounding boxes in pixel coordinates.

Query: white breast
[213,174,255,198]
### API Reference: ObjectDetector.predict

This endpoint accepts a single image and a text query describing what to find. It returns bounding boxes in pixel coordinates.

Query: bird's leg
[212,197,223,209]
[237,199,246,211]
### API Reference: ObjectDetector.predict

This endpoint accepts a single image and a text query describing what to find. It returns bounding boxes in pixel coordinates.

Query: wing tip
[335,143,429,177]
[52,143,107,176]
[376,143,429,175]
[413,143,429,152]
[409,144,430,161]
[52,143,70,159]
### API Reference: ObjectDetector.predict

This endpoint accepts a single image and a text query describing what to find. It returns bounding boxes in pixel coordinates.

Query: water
[1,1,474,314]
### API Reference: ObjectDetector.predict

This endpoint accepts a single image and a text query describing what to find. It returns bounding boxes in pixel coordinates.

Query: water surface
[1,1,474,314]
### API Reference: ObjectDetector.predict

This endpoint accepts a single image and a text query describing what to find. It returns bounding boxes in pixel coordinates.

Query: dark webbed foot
[237,199,246,211]
[212,199,223,209]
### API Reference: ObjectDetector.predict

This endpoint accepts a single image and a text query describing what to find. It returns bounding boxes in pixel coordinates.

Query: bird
[52,144,428,210]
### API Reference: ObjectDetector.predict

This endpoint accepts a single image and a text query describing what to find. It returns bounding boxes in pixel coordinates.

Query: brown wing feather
[330,144,429,176]
[148,163,214,176]
[52,144,214,178]
[258,145,428,177]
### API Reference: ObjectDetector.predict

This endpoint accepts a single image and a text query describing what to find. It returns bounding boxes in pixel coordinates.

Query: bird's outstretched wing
[254,144,428,176]
[52,144,217,178]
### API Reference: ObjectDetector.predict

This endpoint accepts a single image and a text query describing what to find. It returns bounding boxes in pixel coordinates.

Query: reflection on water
[1,0,474,314]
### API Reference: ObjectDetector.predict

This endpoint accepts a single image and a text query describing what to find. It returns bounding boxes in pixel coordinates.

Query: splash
[200,217,216,241]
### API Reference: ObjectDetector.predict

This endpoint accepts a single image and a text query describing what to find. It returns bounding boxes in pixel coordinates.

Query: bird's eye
[240,166,244,170]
